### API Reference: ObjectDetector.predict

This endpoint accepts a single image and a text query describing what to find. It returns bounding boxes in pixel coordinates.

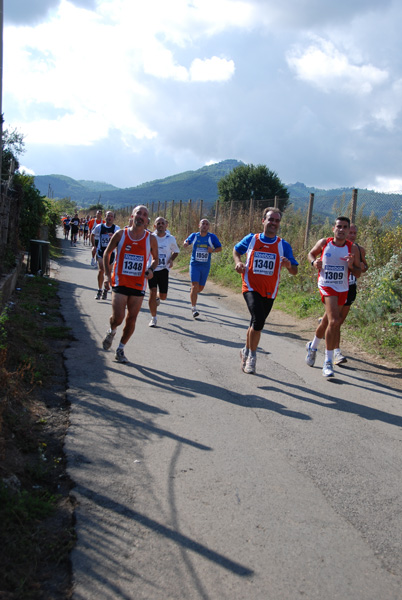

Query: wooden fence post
[199,199,203,222]
[351,189,358,224]
[228,200,233,233]
[171,200,174,227]
[249,197,254,231]
[304,193,314,249]
[274,195,279,209]
[187,199,192,235]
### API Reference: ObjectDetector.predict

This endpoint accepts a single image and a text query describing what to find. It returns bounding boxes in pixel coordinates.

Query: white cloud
[287,36,389,94]
[190,57,235,82]
[369,176,402,193]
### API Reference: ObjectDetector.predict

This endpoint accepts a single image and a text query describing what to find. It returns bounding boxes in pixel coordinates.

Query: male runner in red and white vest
[101,205,158,363]
[305,216,361,377]
[233,207,298,375]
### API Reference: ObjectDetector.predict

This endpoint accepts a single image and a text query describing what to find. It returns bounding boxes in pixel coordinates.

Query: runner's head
[348,223,358,243]
[199,219,210,233]
[105,211,114,226]
[154,216,167,235]
[131,205,150,228]
[333,216,350,243]
[262,207,282,237]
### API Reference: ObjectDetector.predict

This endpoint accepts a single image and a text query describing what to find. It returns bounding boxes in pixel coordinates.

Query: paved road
[57,234,402,599]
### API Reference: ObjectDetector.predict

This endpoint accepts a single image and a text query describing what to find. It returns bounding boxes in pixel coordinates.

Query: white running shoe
[322,360,334,377]
[334,349,347,365]
[192,308,199,318]
[244,354,256,374]
[91,257,96,267]
[149,316,157,327]
[102,330,116,350]
[115,348,128,363]
[240,349,247,371]
[305,342,317,367]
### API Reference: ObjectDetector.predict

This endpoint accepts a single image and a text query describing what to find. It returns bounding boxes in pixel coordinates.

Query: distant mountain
[34,159,245,208]
[33,161,401,221]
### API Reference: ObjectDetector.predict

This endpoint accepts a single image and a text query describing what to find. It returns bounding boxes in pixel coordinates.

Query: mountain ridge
[33,160,401,220]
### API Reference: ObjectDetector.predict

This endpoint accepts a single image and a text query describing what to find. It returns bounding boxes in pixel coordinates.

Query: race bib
[253,252,276,276]
[122,253,144,276]
[158,252,167,267]
[195,248,209,262]
[323,265,345,286]
[100,233,111,248]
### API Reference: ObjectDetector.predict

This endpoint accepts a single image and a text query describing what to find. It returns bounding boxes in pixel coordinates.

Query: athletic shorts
[319,286,348,306]
[148,268,169,294]
[96,251,115,265]
[112,286,145,297]
[243,291,275,332]
[190,263,210,287]
[345,283,357,306]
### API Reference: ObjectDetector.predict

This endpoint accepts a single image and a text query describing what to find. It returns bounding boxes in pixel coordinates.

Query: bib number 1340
[253,252,276,276]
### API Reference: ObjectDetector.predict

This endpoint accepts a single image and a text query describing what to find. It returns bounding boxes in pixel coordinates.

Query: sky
[3,0,402,191]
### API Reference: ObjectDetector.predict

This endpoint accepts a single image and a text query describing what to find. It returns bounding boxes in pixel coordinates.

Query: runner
[233,207,298,374]
[63,215,71,240]
[148,216,179,327]
[315,223,368,365]
[83,215,90,245]
[183,219,222,318]
[88,210,104,266]
[70,213,80,246]
[305,216,361,377]
[101,205,158,363]
[92,211,120,301]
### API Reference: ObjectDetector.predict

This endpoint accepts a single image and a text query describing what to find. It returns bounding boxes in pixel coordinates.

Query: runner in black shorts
[148,217,179,327]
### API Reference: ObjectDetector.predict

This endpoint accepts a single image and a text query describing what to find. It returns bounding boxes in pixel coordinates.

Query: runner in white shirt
[92,211,120,300]
[148,217,179,327]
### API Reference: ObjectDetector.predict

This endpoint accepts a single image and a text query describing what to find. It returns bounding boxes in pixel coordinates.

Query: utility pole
[0,0,3,180]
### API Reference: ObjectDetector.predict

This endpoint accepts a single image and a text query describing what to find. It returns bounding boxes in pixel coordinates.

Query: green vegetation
[218,163,289,212]
[0,274,75,597]
[172,206,402,363]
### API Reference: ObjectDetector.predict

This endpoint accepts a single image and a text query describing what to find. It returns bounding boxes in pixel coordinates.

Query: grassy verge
[0,274,75,599]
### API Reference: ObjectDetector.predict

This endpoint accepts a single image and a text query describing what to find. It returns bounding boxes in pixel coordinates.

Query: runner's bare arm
[103,230,124,286]
[233,248,246,274]
[308,238,326,269]
[145,235,159,280]
[349,244,362,278]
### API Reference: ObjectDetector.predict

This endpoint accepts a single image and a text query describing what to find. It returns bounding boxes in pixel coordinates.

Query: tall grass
[109,204,402,360]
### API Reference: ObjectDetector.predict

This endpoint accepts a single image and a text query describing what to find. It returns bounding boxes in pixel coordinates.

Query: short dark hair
[263,206,282,220]
[335,215,350,226]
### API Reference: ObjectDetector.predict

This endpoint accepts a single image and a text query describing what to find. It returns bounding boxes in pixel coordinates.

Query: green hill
[34,160,244,208]
[33,161,401,221]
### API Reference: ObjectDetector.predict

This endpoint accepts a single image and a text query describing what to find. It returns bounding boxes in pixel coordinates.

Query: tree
[217,164,289,211]
[2,126,25,181]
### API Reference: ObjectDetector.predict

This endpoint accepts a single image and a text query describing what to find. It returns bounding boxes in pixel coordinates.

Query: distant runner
[148,216,179,327]
[92,211,120,301]
[183,219,222,318]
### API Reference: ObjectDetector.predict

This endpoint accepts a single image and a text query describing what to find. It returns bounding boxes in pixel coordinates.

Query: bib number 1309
[122,253,144,276]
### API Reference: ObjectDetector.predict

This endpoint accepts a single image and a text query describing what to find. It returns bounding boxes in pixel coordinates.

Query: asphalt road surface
[57,233,402,600]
